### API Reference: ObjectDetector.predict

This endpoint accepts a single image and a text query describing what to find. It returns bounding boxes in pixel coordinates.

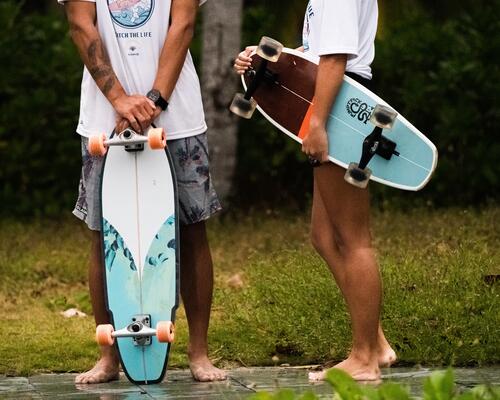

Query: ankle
[187,346,209,362]
[349,348,379,366]
[99,346,120,365]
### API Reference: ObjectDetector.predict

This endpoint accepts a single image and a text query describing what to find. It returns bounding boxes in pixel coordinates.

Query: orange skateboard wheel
[148,128,167,150]
[88,134,107,156]
[96,324,115,346]
[156,321,175,343]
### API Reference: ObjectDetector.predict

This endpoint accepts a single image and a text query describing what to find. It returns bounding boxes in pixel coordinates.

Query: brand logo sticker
[346,98,374,124]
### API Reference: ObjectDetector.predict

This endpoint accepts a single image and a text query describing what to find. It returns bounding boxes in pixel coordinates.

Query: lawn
[0,207,498,375]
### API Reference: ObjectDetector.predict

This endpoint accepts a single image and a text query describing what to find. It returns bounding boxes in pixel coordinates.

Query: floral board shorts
[73,132,222,231]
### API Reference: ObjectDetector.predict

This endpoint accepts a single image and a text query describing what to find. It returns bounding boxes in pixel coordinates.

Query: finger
[132,104,150,123]
[126,114,141,133]
[135,110,150,132]
[245,46,257,55]
[142,104,155,118]
[238,55,252,63]
[133,95,155,113]
[145,99,156,112]
[117,117,129,130]
[234,66,248,75]
[235,59,251,67]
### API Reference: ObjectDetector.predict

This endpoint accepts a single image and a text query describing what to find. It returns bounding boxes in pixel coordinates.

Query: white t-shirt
[302,0,378,79]
[58,0,208,139]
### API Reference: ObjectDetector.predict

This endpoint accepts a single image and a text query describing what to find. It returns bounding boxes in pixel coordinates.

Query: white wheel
[344,162,372,189]
[230,93,257,119]
[369,105,398,129]
[256,36,283,62]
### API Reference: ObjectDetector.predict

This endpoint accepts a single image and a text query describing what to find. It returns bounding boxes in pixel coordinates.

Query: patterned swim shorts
[73,132,222,231]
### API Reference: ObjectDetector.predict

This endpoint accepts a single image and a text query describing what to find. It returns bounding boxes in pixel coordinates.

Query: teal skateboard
[88,127,179,384]
[231,37,438,190]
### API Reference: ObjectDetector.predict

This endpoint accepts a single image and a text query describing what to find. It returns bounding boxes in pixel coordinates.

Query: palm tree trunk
[201,0,243,202]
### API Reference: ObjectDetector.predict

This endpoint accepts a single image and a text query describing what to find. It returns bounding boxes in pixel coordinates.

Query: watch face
[148,90,160,102]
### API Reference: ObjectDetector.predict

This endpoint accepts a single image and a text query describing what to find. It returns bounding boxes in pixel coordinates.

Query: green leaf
[423,369,455,400]
[325,369,365,399]
[378,382,412,400]
[299,392,320,400]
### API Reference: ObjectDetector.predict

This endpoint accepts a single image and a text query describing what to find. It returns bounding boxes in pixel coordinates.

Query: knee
[310,226,332,259]
[335,229,373,256]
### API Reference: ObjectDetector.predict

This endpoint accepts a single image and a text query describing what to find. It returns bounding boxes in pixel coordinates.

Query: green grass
[0,207,498,375]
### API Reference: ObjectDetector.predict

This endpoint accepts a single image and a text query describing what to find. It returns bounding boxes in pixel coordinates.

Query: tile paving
[0,367,498,399]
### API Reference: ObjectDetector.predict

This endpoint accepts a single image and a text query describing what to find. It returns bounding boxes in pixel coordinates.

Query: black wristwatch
[147,89,169,111]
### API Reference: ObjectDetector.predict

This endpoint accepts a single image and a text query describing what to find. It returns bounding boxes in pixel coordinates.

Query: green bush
[373,4,500,206]
[0,2,498,216]
[0,3,82,217]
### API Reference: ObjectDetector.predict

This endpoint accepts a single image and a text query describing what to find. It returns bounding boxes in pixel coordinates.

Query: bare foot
[377,328,397,367]
[75,358,120,384]
[189,356,227,382]
[309,355,380,382]
[378,347,397,368]
[377,324,398,368]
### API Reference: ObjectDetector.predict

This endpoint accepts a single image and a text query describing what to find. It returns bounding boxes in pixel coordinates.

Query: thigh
[313,163,373,247]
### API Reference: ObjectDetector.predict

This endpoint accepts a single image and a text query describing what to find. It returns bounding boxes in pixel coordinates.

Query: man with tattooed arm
[59,0,225,384]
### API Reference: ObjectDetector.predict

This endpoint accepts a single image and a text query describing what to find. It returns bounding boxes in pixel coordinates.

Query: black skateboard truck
[230,36,283,119]
[345,105,400,188]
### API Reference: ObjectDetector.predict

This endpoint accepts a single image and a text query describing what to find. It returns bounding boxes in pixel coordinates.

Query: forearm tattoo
[87,39,116,96]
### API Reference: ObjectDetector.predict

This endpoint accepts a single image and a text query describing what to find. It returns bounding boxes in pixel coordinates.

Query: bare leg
[180,222,226,382]
[75,231,120,384]
[308,164,392,381]
[309,177,396,368]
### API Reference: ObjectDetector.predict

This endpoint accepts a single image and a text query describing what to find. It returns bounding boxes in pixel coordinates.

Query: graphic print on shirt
[302,0,314,52]
[108,0,155,29]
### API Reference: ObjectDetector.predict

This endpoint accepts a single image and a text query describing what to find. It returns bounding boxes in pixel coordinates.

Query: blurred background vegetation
[0,0,498,217]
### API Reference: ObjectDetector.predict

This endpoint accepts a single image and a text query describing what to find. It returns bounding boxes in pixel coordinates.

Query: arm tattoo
[86,39,116,96]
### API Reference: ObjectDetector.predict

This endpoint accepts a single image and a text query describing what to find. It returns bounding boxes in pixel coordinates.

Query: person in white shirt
[59,0,226,384]
[235,0,396,381]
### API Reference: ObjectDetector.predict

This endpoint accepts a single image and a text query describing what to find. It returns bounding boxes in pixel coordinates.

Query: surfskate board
[230,37,438,191]
[88,127,179,384]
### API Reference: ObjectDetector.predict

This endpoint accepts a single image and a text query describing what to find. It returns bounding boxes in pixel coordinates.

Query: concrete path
[0,367,499,399]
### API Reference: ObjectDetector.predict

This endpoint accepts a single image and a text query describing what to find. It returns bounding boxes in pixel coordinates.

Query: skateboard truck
[87,127,167,157]
[345,105,399,189]
[96,318,175,347]
[230,36,283,119]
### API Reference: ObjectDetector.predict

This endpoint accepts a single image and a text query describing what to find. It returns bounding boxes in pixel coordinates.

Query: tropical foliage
[0,1,498,216]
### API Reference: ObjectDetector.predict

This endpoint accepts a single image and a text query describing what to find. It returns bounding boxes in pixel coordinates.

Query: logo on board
[346,98,374,124]
[108,0,154,29]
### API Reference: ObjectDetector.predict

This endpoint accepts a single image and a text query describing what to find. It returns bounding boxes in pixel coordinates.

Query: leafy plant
[249,369,500,400]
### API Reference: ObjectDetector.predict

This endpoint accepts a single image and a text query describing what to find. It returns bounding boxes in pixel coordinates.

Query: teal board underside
[327,82,435,188]
[142,215,177,381]
[103,218,144,380]
[103,216,177,383]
